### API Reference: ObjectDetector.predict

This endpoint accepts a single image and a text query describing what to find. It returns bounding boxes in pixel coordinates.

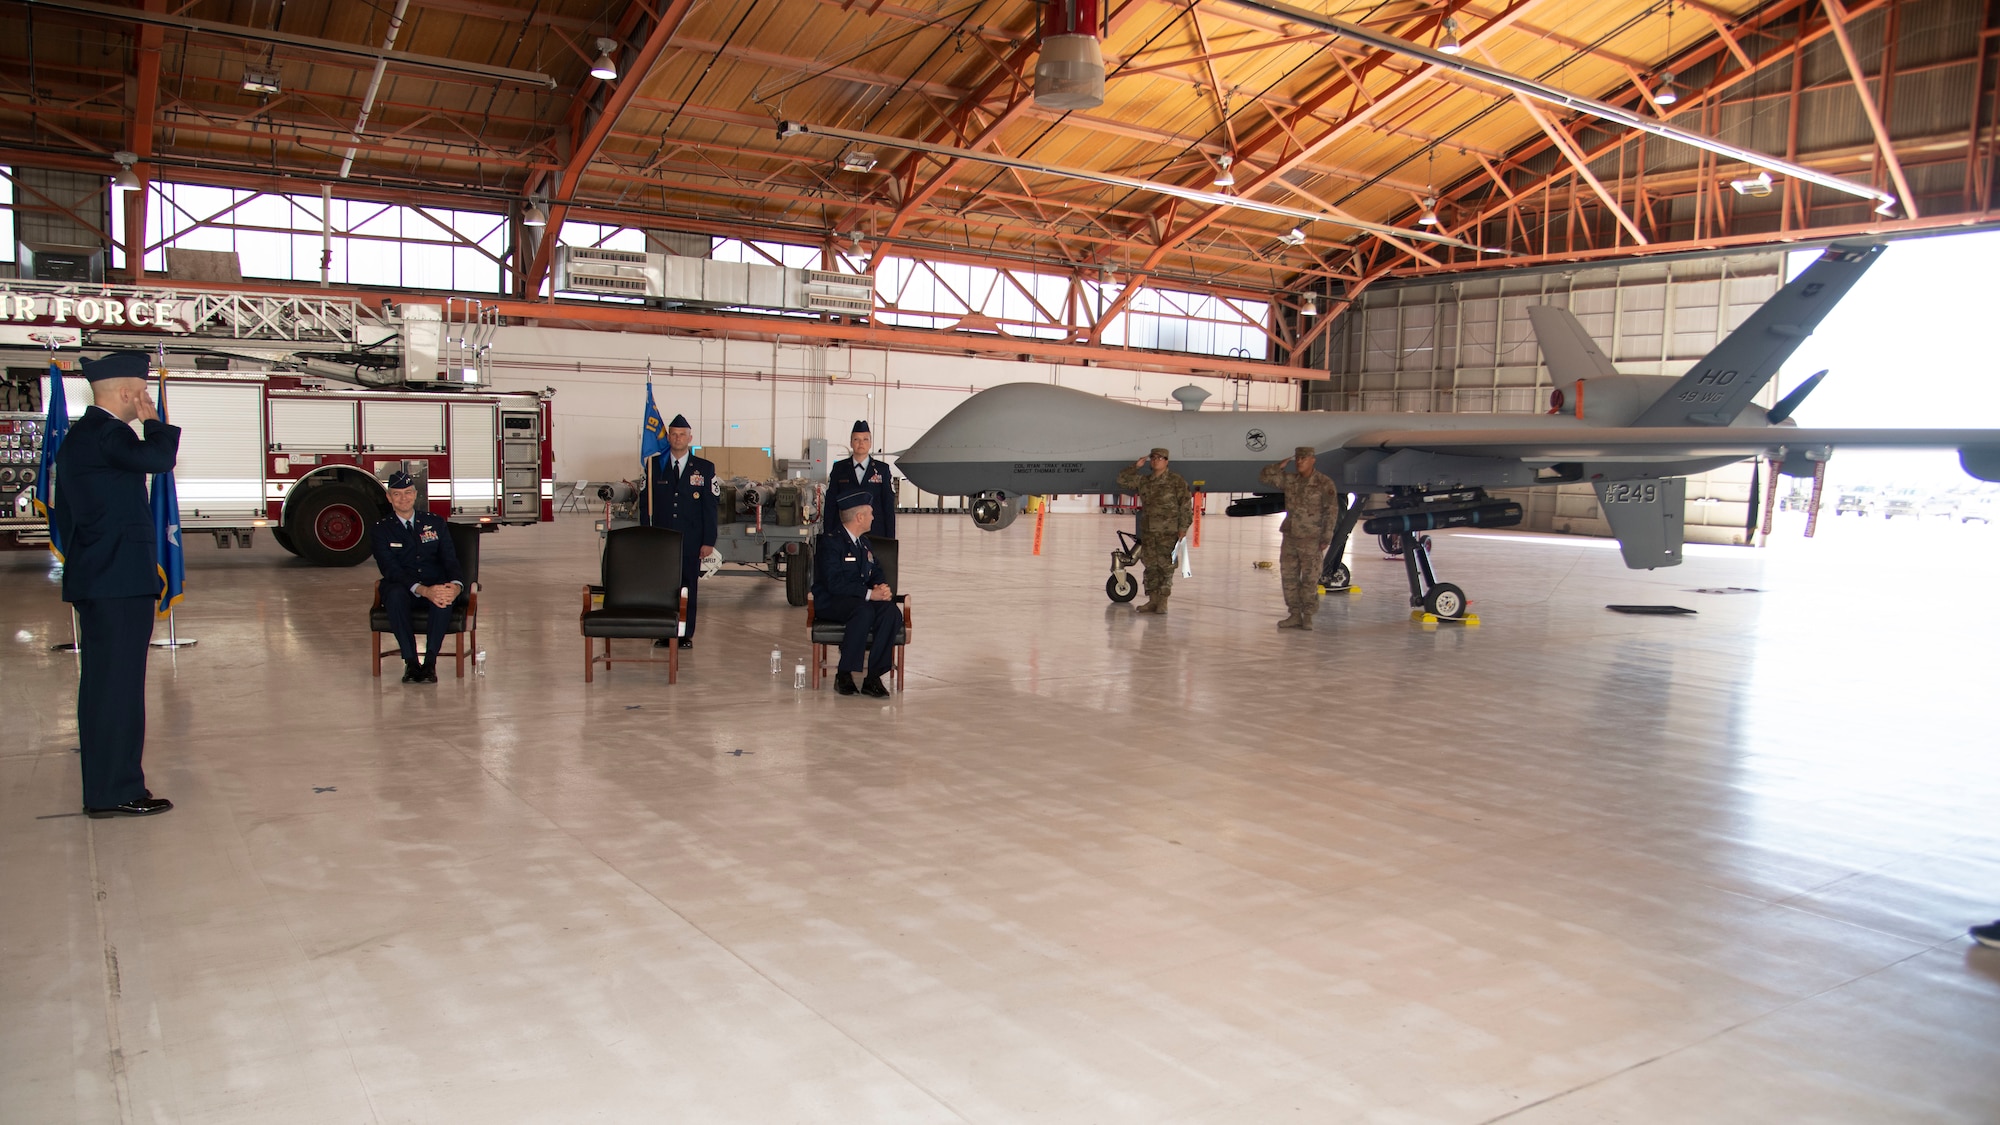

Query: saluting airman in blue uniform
[55,350,180,818]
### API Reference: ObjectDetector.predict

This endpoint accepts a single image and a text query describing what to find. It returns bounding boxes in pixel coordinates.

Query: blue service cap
[386,470,415,490]
[851,419,870,434]
[836,490,874,512]
[80,350,152,383]
[667,413,691,429]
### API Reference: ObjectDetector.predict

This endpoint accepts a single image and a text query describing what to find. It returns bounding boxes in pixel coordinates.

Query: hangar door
[162,381,265,522]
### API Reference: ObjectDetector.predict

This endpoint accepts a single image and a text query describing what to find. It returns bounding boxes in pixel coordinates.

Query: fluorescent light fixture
[111,151,141,194]
[1654,71,1678,106]
[1212,154,1235,188]
[522,201,548,227]
[1874,196,1899,216]
[1417,195,1439,226]
[1280,226,1306,246]
[1300,293,1318,316]
[590,37,619,81]
[839,150,879,173]
[1729,170,1774,197]
[1438,16,1462,56]
[241,69,280,95]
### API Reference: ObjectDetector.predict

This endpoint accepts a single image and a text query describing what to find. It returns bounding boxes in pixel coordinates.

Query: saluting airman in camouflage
[1116,447,1193,614]
[1259,446,1346,630]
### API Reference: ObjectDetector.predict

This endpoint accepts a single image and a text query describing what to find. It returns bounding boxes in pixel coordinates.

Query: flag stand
[50,607,79,653]
[150,609,197,648]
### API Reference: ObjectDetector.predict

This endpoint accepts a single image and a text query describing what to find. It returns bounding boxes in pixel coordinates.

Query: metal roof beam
[14,0,558,88]
[1822,0,1917,217]
[523,0,695,293]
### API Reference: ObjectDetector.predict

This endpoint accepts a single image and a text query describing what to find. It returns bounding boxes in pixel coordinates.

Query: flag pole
[149,348,195,648]
[44,340,81,652]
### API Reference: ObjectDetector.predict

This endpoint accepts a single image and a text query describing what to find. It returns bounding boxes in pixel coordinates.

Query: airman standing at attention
[823,420,896,539]
[1115,447,1193,614]
[639,414,719,649]
[1260,446,1345,630]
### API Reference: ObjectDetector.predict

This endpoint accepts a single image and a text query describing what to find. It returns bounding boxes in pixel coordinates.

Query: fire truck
[0,283,554,566]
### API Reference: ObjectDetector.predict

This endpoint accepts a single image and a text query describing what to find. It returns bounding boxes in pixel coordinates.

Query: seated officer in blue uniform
[638,413,718,649]
[822,419,896,539]
[55,350,180,818]
[812,490,899,698]
[370,470,464,683]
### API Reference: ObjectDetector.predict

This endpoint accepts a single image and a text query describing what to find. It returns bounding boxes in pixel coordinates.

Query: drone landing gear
[1105,528,1140,603]
[1399,536,1472,621]
[1319,496,1362,593]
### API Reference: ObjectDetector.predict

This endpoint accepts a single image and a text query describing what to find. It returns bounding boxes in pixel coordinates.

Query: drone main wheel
[1106,571,1138,603]
[1323,562,1351,588]
[1378,533,1404,556]
[1424,583,1467,620]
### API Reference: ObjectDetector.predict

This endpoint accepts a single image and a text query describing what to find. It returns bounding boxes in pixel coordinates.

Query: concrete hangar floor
[3,509,1997,1123]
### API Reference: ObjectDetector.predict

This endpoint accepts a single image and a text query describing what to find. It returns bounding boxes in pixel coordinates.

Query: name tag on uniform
[843,555,856,562]
[389,541,405,548]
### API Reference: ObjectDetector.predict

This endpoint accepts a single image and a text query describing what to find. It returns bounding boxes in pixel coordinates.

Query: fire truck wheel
[784,541,811,607]
[291,485,377,567]
[271,525,299,556]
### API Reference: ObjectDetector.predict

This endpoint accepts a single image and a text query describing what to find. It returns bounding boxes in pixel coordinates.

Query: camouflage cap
[1295,446,1317,459]
[1149,447,1171,459]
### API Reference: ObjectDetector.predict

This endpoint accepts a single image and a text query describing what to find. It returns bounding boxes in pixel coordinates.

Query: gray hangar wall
[1305,249,1795,546]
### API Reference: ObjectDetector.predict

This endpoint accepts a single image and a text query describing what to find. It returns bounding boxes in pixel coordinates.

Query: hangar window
[0,169,13,262]
[113,183,507,293]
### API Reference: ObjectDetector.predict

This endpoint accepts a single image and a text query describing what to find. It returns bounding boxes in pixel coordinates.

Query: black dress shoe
[86,796,173,819]
[678,637,693,650]
[653,638,674,648]
[420,663,439,683]
[401,662,421,683]
[834,672,858,695]
[861,675,890,698]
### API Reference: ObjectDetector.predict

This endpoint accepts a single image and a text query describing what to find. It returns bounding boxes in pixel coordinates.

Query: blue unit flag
[640,378,670,467]
[33,361,69,560]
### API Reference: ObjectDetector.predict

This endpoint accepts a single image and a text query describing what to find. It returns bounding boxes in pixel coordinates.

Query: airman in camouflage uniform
[1116,446,1193,614]
[1259,446,1345,629]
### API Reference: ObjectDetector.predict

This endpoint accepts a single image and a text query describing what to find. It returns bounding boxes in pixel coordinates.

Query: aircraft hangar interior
[5,0,2000,1120]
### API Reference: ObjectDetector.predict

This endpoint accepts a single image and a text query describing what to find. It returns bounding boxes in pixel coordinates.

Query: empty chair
[581,525,686,683]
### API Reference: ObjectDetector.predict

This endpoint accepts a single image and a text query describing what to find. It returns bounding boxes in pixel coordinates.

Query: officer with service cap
[823,419,896,539]
[639,413,718,648]
[55,349,180,817]
[371,470,464,682]
[812,490,899,698]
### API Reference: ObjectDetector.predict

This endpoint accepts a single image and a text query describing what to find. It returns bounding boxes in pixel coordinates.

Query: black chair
[805,536,912,691]
[581,526,686,683]
[371,522,480,679]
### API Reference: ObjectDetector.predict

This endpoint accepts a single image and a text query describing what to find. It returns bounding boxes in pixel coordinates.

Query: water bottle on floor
[770,648,781,674]
[793,663,806,690]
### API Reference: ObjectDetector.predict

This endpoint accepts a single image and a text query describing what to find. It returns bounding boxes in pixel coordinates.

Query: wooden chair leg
[895,644,905,692]
[454,630,466,678]
[372,631,381,677]
[668,640,678,684]
[585,636,595,682]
